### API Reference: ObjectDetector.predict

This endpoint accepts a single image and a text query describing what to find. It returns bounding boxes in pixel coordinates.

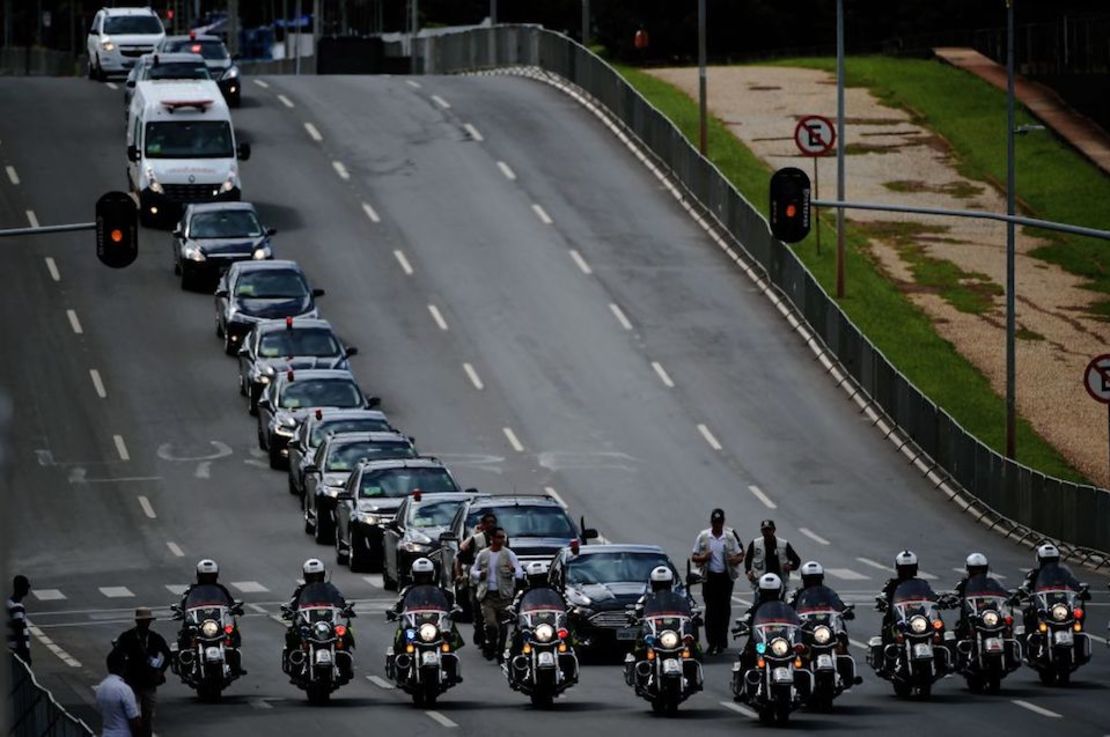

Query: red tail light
[286,316,293,329]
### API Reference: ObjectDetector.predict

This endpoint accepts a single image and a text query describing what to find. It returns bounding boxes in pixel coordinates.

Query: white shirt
[701,532,728,573]
[96,674,139,737]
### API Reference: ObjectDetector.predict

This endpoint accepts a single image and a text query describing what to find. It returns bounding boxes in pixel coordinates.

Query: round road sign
[1083,353,1110,404]
[794,115,836,157]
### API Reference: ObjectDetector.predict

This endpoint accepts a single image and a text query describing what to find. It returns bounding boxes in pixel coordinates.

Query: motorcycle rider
[952,553,991,640]
[391,558,464,653]
[505,561,567,661]
[1017,543,1089,633]
[631,567,702,665]
[878,551,919,633]
[283,559,353,679]
[736,573,785,671]
[176,560,244,676]
[788,561,847,611]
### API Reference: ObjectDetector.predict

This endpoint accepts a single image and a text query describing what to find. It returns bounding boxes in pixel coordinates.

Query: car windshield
[145,121,232,159]
[326,441,414,471]
[478,506,575,538]
[566,552,669,586]
[409,499,466,528]
[235,270,307,299]
[147,62,210,80]
[279,379,362,409]
[359,467,458,498]
[105,16,163,34]
[191,210,262,238]
[259,329,340,358]
[165,39,229,60]
[309,417,391,446]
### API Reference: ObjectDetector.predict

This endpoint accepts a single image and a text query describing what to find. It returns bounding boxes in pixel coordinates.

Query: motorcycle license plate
[616,627,639,641]
[983,637,1004,653]
[772,666,793,684]
[912,643,933,659]
[1054,630,1074,646]
[816,654,834,669]
[315,649,333,665]
[662,658,682,675]
[538,651,555,667]
[422,651,440,666]
[204,647,223,663]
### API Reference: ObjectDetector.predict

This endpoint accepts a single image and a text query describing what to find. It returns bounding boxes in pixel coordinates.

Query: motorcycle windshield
[642,591,692,618]
[297,582,346,608]
[184,584,232,609]
[522,610,565,629]
[402,584,450,613]
[892,579,939,622]
[1033,564,1082,595]
[753,601,801,641]
[186,606,227,624]
[794,586,844,616]
[963,574,1010,612]
[518,588,567,614]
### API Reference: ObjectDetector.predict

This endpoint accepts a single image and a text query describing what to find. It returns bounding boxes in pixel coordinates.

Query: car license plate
[912,643,933,659]
[616,627,639,641]
[772,666,793,683]
[1054,630,1074,646]
[422,651,440,666]
[663,658,682,675]
[816,654,834,669]
[983,637,1003,653]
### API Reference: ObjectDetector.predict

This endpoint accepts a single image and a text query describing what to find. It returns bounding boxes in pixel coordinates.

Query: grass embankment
[615,62,1085,482]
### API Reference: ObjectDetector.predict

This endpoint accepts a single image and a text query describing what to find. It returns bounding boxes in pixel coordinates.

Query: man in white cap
[691,508,744,655]
[113,607,170,737]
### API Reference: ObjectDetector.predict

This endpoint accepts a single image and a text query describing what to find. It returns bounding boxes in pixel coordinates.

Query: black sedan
[159,34,241,106]
[301,431,417,545]
[382,491,477,591]
[174,202,275,291]
[255,368,378,469]
[215,260,323,355]
[238,318,355,414]
[287,408,393,499]
[334,458,463,572]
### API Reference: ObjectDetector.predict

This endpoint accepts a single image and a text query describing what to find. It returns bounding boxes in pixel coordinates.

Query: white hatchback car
[87,7,165,80]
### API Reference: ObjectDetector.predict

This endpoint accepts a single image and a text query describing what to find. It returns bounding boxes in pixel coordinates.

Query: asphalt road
[1,73,1108,736]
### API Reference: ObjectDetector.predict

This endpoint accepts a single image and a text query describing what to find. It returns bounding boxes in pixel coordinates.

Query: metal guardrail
[414,26,1110,563]
[7,653,93,737]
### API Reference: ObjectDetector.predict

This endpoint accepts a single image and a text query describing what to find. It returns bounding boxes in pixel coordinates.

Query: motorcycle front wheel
[307,683,331,706]
[530,691,554,709]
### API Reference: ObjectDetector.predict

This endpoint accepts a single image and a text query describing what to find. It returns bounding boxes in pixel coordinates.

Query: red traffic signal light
[96,191,138,268]
[769,167,812,244]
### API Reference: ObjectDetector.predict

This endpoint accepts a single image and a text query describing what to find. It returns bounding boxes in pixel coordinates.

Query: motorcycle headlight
[534,624,555,643]
[201,620,220,638]
[183,245,205,262]
[252,245,271,260]
[659,630,679,649]
[1051,603,1069,622]
[418,623,438,642]
[314,621,333,639]
[813,625,832,645]
[909,615,929,634]
[982,610,1000,627]
[145,168,163,194]
[770,638,790,657]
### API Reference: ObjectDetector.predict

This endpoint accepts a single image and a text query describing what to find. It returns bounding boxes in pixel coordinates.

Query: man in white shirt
[470,527,522,661]
[691,508,744,655]
[97,648,141,737]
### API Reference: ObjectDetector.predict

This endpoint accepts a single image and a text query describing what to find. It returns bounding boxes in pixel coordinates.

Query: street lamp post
[1005,0,1017,459]
[582,0,589,46]
[835,0,846,298]
[697,0,707,155]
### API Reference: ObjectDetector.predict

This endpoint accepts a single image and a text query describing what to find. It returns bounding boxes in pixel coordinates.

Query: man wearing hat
[745,519,801,588]
[113,606,171,737]
[691,508,744,655]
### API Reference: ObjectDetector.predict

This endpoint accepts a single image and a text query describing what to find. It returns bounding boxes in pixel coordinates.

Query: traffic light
[769,167,811,244]
[95,191,138,268]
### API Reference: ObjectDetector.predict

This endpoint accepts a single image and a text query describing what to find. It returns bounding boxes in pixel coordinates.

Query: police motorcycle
[952,574,1021,692]
[503,578,579,708]
[869,579,956,698]
[281,582,357,704]
[731,599,809,725]
[793,584,860,709]
[386,584,462,706]
[169,584,245,702]
[1018,564,1091,685]
[623,586,704,715]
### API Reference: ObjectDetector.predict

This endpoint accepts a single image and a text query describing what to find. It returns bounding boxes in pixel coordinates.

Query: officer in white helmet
[283,559,353,677]
[788,561,848,613]
[389,558,464,660]
[953,553,990,600]
[1017,542,1089,635]
[177,560,244,676]
[737,573,785,670]
[504,561,572,666]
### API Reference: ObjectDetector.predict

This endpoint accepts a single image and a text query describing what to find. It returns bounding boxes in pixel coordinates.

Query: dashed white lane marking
[1012,700,1062,718]
[28,625,81,667]
[99,586,134,598]
[697,423,723,451]
[532,203,553,225]
[113,434,130,461]
[609,303,633,331]
[368,675,394,689]
[137,495,156,519]
[166,541,184,557]
[799,527,830,545]
[568,249,591,274]
[304,122,323,142]
[428,304,448,331]
[393,249,414,275]
[33,589,66,601]
[826,568,870,581]
[277,94,294,108]
[166,584,188,596]
[463,123,483,141]
[950,567,1007,580]
[362,575,383,588]
[248,603,268,614]
[651,361,675,388]
[362,202,381,223]
[426,711,457,728]
[747,485,777,510]
[231,581,270,593]
[253,79,270,88]
[848,638,870,651]
[195,461,211,479]
[431,94,451,109]
[544,486,568,509]
[497,161,516,180]
[856,557,936,579]
[721,701,757,718]
[105,82,118,90]
[89,369,107,398]
[503,427,524,453]
[6,165,20,185]
[67,309,83,334]
[405,79,422,89]
[462,363,484,390]
[332,161,350,180]
[249,698,274,710]
[45,257,60,281]
[26,209,38,227]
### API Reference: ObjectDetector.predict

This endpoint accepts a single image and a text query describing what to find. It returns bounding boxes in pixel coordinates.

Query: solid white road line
[748,485,777,510]
[99,587,134,599]
[27,625,81,668]
[304,122,323,142]
[89,369,106,398]
[361,202,381,223]
[405,79,422,89]
[826,568,870,581]
[277,94,294,108]
[105,82,118,90]
[462,363,484,390]
[67,310,83,334]
[532,203,553,225]
[332,161,350,180]
[426,711,457,728]
[431,94,451,109]
[497,161,516,180]
[799,527,830,545]
[651,361,676,388]
[568,249,591,274]
[166,541,184,557]
[544,486,568,509]
[393,249,414,275]
[503,427,524,452]
[720,701,757,718]
[6,165,19,185]
[26,209,38,227]
[427,304,449,331]
[1012,700,1062,718]
[697,423,723,451]
[253,79,270,88]
[33,589,66,601]
[137,496,156,519]
[45,257,60,281]
[463,123,483,141]
[231,581,270,593]
[609,303,633,330]
[368,675,394,689]
[113,434,130,461]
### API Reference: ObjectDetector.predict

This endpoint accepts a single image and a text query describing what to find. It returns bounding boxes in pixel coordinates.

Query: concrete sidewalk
[934,47,1110,175]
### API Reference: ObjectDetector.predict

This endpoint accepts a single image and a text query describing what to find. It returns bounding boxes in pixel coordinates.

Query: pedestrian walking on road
[113,607,170,737]
[691,509,744,655]
[97,648,142,737]
[471,527,522,661]
[6,574,31,664]
[745,519,801,588]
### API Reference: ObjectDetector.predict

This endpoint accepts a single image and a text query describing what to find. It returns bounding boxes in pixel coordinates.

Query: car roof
[143,52,206,64]
[186,201,259,215]
[278,368,357,382]
[569,544,666,556]
[355,457,448,472]
[309,408,388,423]
[466,495,562,509]
[163,34,223,43]
[409,492,475,505]
[103,7,158,16]
[324,431,409,446]
[255,317,334,334]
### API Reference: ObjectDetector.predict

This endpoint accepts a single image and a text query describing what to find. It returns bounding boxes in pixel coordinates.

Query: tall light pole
[697,0,707,155]
[1005,0,1017,459]
[835,0,846,298]
[582,0,589,46]
[490,0,497,25]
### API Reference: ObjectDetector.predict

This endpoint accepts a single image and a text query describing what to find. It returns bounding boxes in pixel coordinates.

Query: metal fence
[414,26,1110,560]
[7,653,93,737]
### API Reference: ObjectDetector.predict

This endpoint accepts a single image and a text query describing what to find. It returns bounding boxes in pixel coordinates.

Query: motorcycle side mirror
[385,610,398,622]
[842,604,856,620]
[231,603,244,616]
[686,572,704,588]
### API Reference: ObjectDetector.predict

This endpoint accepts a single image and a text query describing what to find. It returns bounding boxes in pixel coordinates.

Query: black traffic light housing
[95,191,138,268]
[769,167,812,244]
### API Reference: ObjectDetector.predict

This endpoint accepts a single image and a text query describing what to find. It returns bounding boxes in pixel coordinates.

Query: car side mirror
[582,528,599,541]
[463,488,478,494]
[312,288,326,298]
[125,79,136,88]
[237,346,249,357]
[303,464,318,475]
[236,141,251,161]
[344,346,359,358]
[336,492,353,502]
[257,398,273,411]
[265,227,278,237]
[172,228,183,238]
[365,395,381,409]
[214,288,229,298]
[439,532,458,543]
[127,144,140,162]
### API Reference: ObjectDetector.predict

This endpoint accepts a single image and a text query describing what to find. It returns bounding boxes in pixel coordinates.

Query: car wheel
[348,530,368,572]
[335,531,349,566]
[314,511,334,545]
[215,316,224,339]
[382,564,398,591]
[268,443,283,469]
[180,268,195,292]
[223,330,236,356]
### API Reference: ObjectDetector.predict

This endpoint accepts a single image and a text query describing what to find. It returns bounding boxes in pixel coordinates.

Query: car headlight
[982,610,1000,627]
[252,245,271,260]
[146,168,163,194]
[400,540,432,553]
[200,620,220,638]
[219,174,237,193]
[357,512,386,525]
[183,245,205,262]
[223,65,240,80]
[909,615,929,634]
[1051,603,1069,622]
[566,589,592,607]
[418,623,438,642]
[101,38,116,51]
[659,630,679,649]
[813,625,832,645]
[769,638,790,657]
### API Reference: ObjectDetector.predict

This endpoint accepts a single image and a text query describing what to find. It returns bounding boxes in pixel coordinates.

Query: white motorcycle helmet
[800,561,824,586]
[195,559,219,583]
[894,550,918,578]
[411,557,435,585]
[757,573,783,600]
[302,558,326,583]
[1035,543,1060,565]
[965,552,989,577]
[524,560,551,588]
[649,565,674,592]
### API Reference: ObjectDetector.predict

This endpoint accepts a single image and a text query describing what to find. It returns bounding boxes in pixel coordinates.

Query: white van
[126,80,251,226]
